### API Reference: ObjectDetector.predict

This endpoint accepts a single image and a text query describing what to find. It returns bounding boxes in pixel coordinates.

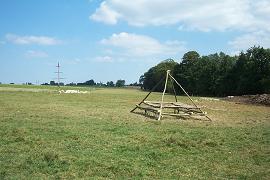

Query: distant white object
[65,90,79,93]
[59,90,88,94]
[201,97,220,101]
[227,96,234,98]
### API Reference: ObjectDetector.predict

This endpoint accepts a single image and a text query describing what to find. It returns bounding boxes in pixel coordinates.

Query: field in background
[0,85,269,179]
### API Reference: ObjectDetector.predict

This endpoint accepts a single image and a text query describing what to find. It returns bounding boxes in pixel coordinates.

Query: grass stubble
[0,85,269,179]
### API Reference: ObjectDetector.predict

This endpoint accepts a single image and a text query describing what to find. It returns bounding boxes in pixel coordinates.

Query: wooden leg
[158,70,170,121]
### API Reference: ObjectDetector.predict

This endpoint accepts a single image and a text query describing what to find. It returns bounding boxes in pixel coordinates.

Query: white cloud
[67,58,81,65]
[25,50,48,58]
[90,0,270,32]
[229,31,270,51]
[6,34,61,45]
[94,56,114,63]
[90,1,120,24]
[100,32,185,57]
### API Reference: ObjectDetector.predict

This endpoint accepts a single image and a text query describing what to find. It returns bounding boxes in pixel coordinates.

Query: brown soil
[224,94,270,106]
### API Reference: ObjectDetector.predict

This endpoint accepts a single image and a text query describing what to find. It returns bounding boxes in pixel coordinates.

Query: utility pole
[55,62,63,87]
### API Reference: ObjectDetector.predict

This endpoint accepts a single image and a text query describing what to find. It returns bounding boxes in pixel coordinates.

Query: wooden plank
[143,101,161,108]
[162,112,191,116]
[144,101,198,109]
[136,104,159,113]
[143,101,202,114]
[172,102,198,109]
[162,112,206,118]
[136,103,207,120]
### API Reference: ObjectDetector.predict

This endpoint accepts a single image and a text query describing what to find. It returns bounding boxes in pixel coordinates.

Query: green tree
[141,59,177,92]
[173,51,200,95]
[233,46,270,94]
[116,80,125,87]
[182,51,200,65]
[174,51,237,96]
[50,81,56,86]
[85,79,96,86]
[106,81,114,87]
[142,46,270,96]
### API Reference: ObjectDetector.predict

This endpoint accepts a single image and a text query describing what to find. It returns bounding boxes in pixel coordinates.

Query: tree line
[43,79,128,87]
[140,46,270,96]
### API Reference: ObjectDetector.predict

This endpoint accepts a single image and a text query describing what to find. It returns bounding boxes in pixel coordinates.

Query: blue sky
[0,0,269,84]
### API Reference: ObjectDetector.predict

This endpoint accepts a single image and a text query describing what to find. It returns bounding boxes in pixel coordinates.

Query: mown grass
[0,85,269,179]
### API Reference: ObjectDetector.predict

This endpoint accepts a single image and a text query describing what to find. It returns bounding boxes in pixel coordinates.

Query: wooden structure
[131,70,211,121]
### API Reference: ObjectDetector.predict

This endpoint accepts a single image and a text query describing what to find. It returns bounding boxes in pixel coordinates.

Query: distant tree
[138,46,269,96]
[231,46,270,95]
[106,81,114,87]
[66,82,76,86]
[96,82,106,86]
[85,79,96,86]
[173,51,200,95]
[129,82,139,86]
[141,59,177,91]
[196,52,236,96]
[173,51,238,96]
[139,75,144,85]
[50,81,56,86]
[77,83,84,86]
[211,52,237,96]
[116,80,125,87]
[182,51,200,65]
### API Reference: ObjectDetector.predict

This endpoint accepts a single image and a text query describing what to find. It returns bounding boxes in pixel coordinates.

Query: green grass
[0,85,269,179]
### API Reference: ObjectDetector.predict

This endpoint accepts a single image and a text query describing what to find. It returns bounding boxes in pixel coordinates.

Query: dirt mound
[225,94,270,106]
[247,94,270,105]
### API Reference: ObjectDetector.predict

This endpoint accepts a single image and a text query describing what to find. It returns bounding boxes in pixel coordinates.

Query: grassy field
[0,84,269,179]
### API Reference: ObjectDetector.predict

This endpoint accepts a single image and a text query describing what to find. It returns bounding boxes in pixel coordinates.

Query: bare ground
[224,94,270,106]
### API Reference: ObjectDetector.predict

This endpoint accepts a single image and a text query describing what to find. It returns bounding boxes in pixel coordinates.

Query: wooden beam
[158,70,170,120]
[170,75,178,102]
[130,76,165,113]
[169,73,212,121]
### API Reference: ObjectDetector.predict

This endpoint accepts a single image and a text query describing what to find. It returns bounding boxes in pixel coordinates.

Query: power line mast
[55,62,64,87]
